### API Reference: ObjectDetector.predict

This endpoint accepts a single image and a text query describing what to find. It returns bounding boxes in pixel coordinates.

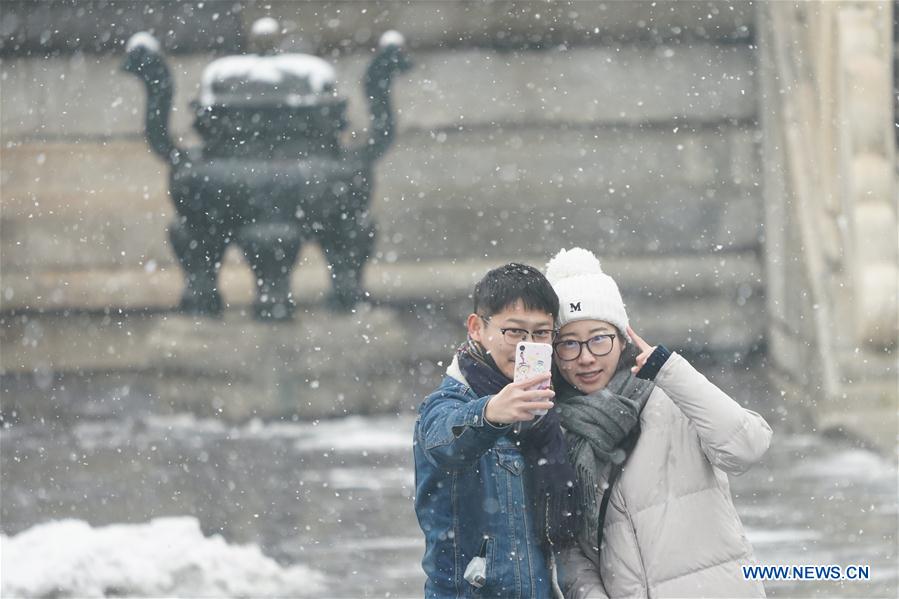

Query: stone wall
[758,1,897,452]
[0,1,764,422]
[1,1,755,55]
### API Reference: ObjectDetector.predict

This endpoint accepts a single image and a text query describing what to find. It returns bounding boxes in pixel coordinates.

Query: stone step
[1,126,760,271]
[1,42,756,140]
[0,307,417,422]
[252,1,756,50]
[375,126,760,260]
[836,349,899,389]
[0,0,754,57]
[0,251,763,314]
[0,294,763,376]
[769,368,897,455]
[0,286,764,423]
[0,252,764,378]
[339,43,757,133]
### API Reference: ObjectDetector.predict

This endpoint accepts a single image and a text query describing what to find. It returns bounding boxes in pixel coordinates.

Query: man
[414,263,576,599]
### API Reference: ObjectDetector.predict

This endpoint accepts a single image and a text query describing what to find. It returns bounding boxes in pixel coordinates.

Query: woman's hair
[473,262,559,320]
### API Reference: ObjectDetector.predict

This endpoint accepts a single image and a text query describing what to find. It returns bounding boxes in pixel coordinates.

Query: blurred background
[1,1,896,597]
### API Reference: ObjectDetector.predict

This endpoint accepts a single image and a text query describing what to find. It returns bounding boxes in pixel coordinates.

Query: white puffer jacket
[559,352,772,599]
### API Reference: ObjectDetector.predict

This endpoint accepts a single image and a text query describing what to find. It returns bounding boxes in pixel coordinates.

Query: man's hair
[472,263,559,320]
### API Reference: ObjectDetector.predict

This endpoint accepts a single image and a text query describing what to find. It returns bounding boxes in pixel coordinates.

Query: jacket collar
[446,354,469,386]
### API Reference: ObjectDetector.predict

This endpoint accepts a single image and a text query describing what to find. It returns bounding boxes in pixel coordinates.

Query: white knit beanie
[545,247,630,341]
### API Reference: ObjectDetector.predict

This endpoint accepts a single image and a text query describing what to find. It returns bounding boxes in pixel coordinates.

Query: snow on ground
[0,517,325,598]
[745,527,822,545]
[290,415,414,453]
[66,413,416,453]
[793,448,897,482]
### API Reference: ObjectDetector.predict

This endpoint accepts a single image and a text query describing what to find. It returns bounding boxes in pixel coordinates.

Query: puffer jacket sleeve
[416,382,511,468]
[654,352,772,475]
[558,546,610,599]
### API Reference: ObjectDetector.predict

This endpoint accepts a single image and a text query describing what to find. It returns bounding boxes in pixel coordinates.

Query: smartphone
[513,341,553,416]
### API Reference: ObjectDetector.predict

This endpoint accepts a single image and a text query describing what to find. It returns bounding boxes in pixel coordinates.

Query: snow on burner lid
[125,32,161,54]
[199,53,337,107]
[379,30,405,48]
[251,16,281,37]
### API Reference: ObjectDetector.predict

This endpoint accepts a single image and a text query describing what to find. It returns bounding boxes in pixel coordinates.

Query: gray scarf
[555,351,654,566]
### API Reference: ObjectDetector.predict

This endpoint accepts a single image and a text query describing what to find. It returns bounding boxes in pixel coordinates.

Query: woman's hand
[627,326,656,375]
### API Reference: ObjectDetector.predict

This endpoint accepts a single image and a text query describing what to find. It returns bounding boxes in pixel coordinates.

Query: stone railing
[758,1,897,445]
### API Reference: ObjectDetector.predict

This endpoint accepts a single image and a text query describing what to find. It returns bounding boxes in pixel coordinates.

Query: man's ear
[466,313,483,342]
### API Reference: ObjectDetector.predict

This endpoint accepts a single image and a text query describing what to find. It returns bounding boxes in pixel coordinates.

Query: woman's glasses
[553,334,617,361]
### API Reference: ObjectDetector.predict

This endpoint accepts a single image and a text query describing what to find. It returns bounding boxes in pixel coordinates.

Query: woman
[545,247,772,598]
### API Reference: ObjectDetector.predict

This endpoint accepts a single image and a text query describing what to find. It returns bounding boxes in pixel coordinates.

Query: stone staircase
[1,2,765,421]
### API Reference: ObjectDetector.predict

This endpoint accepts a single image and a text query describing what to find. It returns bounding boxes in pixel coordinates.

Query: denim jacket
[414,356,562,599]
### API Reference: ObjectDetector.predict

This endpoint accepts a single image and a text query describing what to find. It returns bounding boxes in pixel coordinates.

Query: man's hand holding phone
[513,341,554,416]
[485,373,555,425]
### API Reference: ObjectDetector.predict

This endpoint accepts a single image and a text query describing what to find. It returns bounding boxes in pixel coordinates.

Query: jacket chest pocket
[495,448,524,476]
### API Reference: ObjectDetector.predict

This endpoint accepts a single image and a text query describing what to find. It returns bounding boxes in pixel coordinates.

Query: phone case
[513,341,553,416]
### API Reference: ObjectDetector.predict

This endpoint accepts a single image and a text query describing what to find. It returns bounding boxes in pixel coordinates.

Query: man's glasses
[553,334,617,361]
[480,315,556,344]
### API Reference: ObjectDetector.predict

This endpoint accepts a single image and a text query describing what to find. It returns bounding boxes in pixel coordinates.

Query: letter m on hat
[570,302,581,312]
